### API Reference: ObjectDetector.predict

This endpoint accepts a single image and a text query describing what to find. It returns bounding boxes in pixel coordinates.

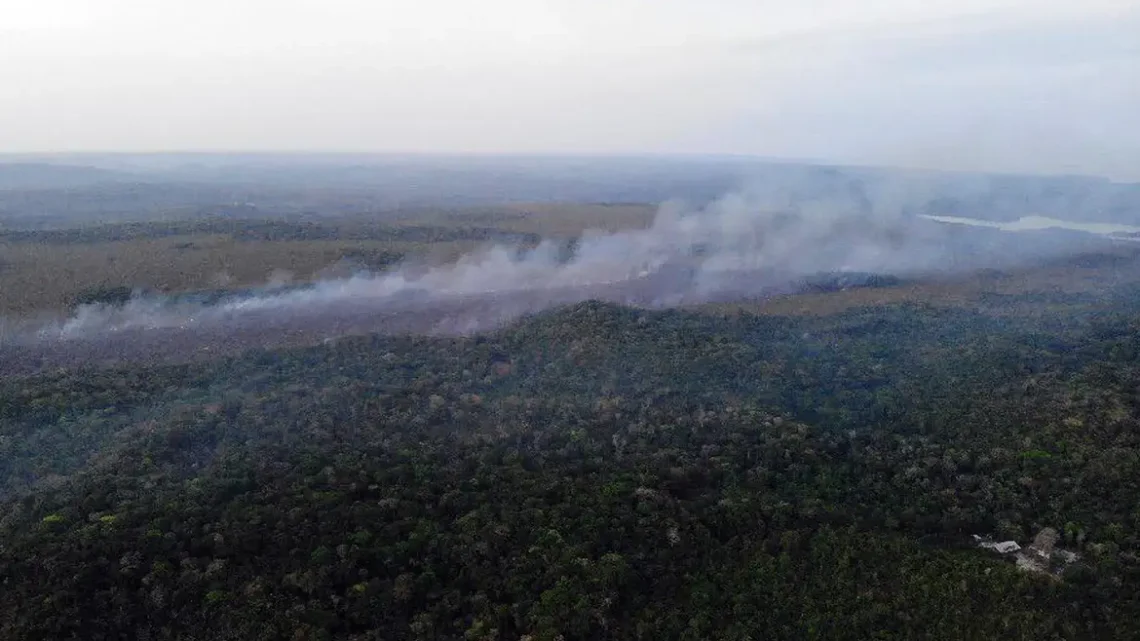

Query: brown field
[0,203,658,317]
[385,202,657,236]
[3,204,1139,377]
[0,236,465,315]
[3,201,1137,325]
[700,250,1140,318]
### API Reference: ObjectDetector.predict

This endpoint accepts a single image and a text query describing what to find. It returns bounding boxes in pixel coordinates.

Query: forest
[4,155,1140,638]
[3,278,1140,639]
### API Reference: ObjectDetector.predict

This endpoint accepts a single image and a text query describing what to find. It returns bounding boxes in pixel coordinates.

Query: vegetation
[71,285,135,309]
[3,280,1140,638]
[3,163,1140,638]
[0,206,652,316]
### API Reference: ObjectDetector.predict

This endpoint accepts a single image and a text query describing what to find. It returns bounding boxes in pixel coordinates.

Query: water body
[920,215,1140,238]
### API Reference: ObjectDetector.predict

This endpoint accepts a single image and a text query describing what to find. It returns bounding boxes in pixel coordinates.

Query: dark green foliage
[0,217,541,246]
[71,285,134,308]
[3,290,1140,639]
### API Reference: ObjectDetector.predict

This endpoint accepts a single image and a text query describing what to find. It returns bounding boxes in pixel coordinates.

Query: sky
[2,0,1138,179]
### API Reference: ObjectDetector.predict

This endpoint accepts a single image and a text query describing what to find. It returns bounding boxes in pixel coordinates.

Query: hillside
[3,287,1140,639]
[0,163,137,190]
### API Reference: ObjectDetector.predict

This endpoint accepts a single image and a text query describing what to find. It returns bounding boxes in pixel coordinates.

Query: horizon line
[0,150,1124,183]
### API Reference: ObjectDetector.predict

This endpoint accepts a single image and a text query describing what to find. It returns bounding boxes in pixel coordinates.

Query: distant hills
[1,154,1137,225]
[0,163,138,190]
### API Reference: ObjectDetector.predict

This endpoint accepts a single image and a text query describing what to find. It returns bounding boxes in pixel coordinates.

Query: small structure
[1028,527,1059,560]
[986,541,1022,554]
[973,535,1021,554]
[1015,527,1061,575]
[974,528,1079,578]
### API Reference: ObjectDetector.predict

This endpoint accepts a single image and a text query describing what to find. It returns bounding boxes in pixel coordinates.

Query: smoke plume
[1,184,1129,357]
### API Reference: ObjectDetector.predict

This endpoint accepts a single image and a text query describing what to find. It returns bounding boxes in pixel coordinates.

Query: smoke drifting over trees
[6,184,1127,349]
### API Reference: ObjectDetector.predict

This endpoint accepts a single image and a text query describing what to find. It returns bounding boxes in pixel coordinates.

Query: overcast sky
[2,0,1138,178]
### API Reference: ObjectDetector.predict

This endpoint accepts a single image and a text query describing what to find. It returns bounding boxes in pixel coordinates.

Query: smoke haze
[4,184,1128,353]
[3,1,1138,179]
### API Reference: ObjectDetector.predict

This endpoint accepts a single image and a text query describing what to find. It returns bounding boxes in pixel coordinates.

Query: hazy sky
[3,0,1138,178]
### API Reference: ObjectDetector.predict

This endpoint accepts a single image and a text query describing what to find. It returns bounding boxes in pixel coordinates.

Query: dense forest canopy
[5,154,1140,640]
[3,278,1140,639]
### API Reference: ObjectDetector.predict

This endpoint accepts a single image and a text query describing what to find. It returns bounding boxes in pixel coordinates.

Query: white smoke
[7,187,1119,346]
